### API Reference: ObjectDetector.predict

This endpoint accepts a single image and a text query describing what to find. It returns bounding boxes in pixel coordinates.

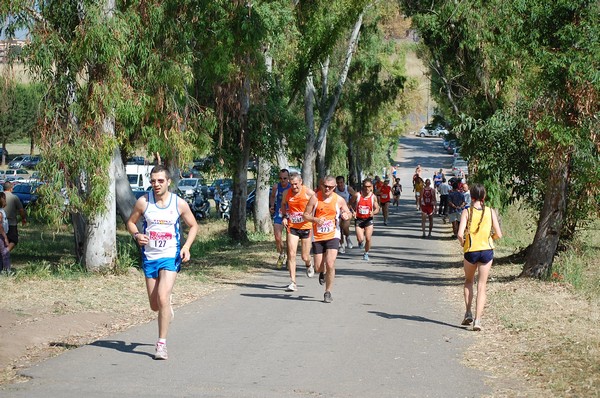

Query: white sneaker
[339,244,346,254]
[346,238,353,249]
[362,253,369,261]
[306,263,315,278]
[154,342,168,360]
[285,282,297,292]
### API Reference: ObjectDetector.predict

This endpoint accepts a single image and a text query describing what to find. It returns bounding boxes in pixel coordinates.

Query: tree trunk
[254,156,273,234]
[276,136,290,170]
[347,138,360,189]
[84,117,117,272]
[314,13,363,181]
[114,148,139,224]
[521,155,570,278]
[228,75,250,243]
[83,0,117,272]
[302,74,317,188]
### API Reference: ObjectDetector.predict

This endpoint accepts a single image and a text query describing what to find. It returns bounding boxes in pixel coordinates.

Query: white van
[126,165,153,190]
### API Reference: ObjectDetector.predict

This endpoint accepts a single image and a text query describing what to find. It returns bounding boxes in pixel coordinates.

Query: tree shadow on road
[88,340,154,359]
[368,311,467,331]
[336,266,464,287]
[239,293,322,303]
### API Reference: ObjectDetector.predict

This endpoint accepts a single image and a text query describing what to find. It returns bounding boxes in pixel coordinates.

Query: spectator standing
[3,182,27,252]
[448,181,465,238]
[438,178,450,222]
[0,192,12,275]
[463,183,471,209]
[433,169,444,188]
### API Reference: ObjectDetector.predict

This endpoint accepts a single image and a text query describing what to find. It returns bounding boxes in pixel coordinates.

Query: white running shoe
[306,263,315,278]
[285,281,297,292]
[154,342,168,360]
[362,253,369,261]
[339,244,346,254]
[346,238,354,249]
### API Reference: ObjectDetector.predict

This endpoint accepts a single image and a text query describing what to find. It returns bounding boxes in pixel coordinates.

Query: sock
[158,338,166,345]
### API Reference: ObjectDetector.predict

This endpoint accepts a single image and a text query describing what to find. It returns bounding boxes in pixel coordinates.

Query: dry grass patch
[440,209,600,397]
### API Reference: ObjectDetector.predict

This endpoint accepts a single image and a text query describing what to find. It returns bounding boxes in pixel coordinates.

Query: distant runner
[334,175,356,253]
[269,169,291,268]
[350,178,380,261]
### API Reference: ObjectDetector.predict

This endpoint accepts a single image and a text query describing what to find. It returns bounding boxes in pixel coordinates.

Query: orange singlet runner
[312,191,341,241]
[286,185,312,231]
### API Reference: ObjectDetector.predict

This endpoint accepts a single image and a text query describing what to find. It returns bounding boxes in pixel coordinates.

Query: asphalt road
[1,135,488,398]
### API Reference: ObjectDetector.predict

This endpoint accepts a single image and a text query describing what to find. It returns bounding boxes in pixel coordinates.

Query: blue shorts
[464,250,494,265]
[273,215,283,225]
[143,255,182,278]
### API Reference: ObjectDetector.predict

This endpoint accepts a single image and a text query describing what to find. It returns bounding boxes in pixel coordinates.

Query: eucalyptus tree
[288,0,371,187]
[185,1,300,241]
[2,0,213,270]
[332,3,410,186]
[400,0,600,278]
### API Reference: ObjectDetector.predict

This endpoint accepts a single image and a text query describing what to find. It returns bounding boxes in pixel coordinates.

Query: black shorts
[7,225,18,245]
[289,228,311,240]
[355,217,374,229]
[464,250,494,264]
[312,238,340,254]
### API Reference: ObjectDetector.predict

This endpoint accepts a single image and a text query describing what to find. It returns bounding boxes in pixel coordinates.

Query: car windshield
[178,179,198,188]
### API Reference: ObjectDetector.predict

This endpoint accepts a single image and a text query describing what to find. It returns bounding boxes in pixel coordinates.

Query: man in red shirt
[420,179,437,238]
[349,178,380,261]
[378,179,392,226]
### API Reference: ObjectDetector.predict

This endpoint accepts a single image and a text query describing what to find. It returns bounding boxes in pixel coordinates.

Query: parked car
[418,124,448,138]
[181,168,203,179]
[21,155,42,169]
[177,177,208,198]
[451,159,469,177]
[13,182,42,207]
[132,187,151,200]
[2,169,30,182]
[8,155,27,169]
[126,156,146,165]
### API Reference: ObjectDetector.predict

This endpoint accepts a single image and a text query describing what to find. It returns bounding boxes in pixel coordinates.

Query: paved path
[2,136,488,397]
